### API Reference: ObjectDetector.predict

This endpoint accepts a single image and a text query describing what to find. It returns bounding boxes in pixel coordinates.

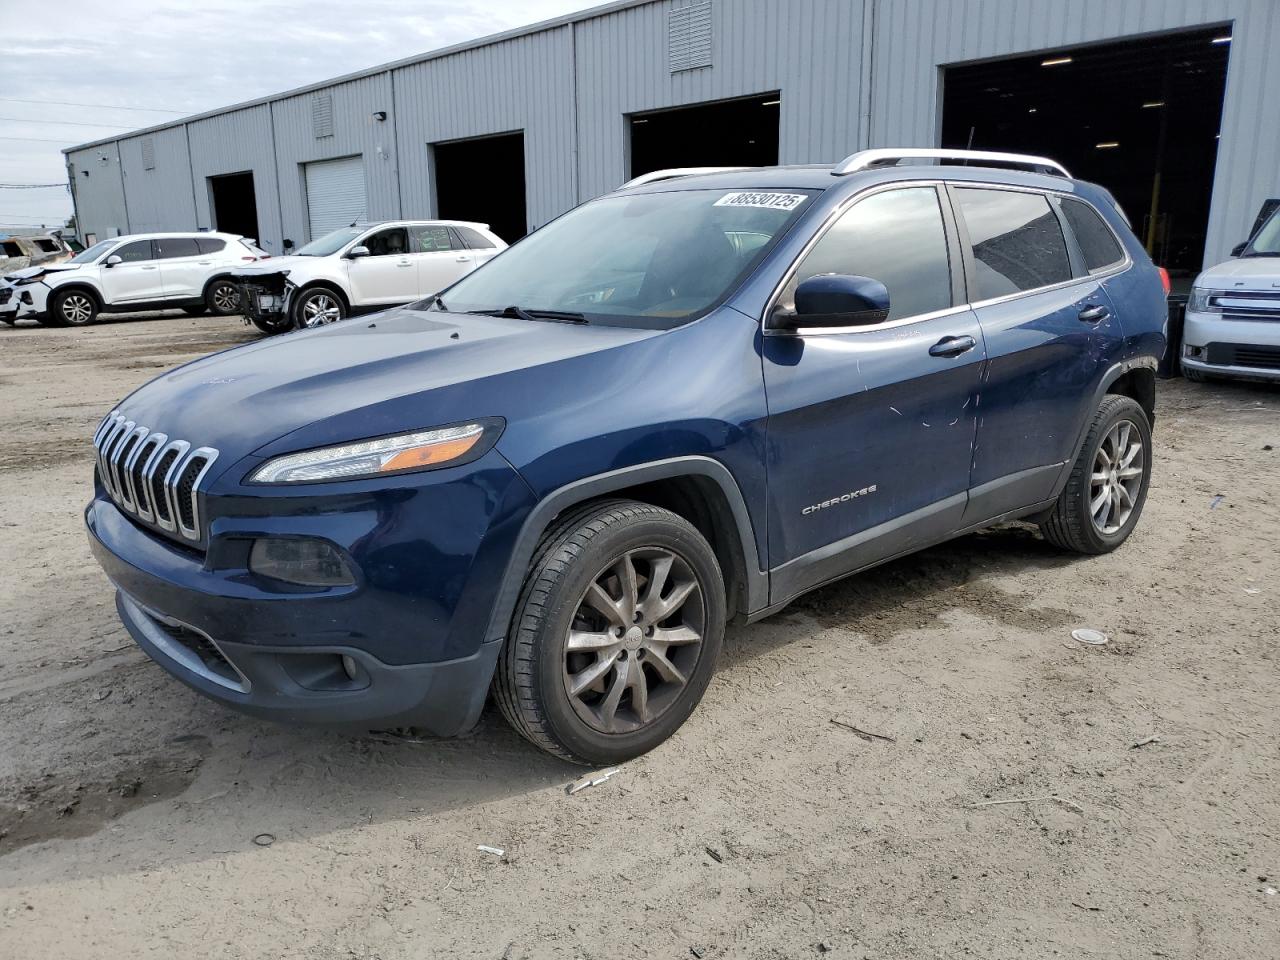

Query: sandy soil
[0,311,1277,959]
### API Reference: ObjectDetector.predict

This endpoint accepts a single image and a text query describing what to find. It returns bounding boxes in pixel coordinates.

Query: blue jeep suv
[86,149,1167,765]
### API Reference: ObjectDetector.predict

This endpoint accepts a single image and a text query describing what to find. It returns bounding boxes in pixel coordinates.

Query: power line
[0,115,132,129]
[0,136,84,144]
[0,182,68,189]
[0,97,186,114]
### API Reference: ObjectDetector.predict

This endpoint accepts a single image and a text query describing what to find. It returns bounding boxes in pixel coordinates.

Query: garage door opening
[432,132,526,244]
[941,26,1230,280]
[629,92,781,182]
[208,171,260,243]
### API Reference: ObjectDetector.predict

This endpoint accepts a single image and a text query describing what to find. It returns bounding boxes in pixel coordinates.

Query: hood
[111,305,658,474]
[230,254,320,280]
[1196,256,1280,288]
[4,262,84,283]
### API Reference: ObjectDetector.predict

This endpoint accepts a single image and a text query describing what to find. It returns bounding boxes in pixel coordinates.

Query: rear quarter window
[1061,198,1125,273]
[454,225,496,250]
[196,237,227,254]
[955,188,1072,300]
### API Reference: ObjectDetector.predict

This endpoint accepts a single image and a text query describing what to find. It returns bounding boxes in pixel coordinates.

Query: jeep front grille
[93,411,219,543]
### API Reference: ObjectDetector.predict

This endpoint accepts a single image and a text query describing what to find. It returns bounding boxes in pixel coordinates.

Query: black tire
[182,305,208,317]
[205,279,241,316]
[1181,367,1207,383]
[47,288,99,327]
[0,316,14,326]
[1039,395,1152,554]
[291,286,346,329]
[493,500,726,766]
[250,313,294,336]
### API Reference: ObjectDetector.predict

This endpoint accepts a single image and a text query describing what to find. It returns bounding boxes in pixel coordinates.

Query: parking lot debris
[1210,494,1225,509]
[705,846,724,864]
[477,844,505,857]
[1071,628,1110,646]
[968,795,1085,814]
[566,768,620,795]
[1131,735,1161,749]
[252,833,275,847]
[830,719,896,743]
[690,947,706,958]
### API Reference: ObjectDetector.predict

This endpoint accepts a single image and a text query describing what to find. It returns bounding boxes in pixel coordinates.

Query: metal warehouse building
[65,0,1280,275]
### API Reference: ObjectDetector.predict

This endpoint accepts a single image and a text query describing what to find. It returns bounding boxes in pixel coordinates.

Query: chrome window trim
[762,178,1133,338]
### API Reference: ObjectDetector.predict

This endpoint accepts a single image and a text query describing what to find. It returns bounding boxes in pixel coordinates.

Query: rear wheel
[205,279,241,316]
[1039,395,1152,554]
[48,288,98,327]
[292,287,346,328]
[494,501,726,765]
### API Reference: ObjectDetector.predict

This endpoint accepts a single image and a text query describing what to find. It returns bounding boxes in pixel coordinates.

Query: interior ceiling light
[761,99,781,106]
[1095,142,1120,150]
[1041,56,1073,67]
[1211,35,1232,44]
[1028,107,1038,113]
[1142,101,1166,108]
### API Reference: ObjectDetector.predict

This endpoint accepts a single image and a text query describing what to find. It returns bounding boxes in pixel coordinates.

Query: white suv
[233,220,506,333]
[0,231,266,327]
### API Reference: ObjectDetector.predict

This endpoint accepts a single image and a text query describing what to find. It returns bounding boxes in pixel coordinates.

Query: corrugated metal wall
[62,0,1280,268]
[186,104,284,253]
[868,0,1280,265]
[116,126,196,233]
[65,146,128,241]
[394,27,577,231]
[269,73,399,246]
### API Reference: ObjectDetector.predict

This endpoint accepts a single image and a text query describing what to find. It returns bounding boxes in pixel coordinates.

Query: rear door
[99,239,165,303]
[452,224,504,268]
[153,236,205,299]
[762,184,984,602]
[950,185,1124,521]
[409,224,474,294]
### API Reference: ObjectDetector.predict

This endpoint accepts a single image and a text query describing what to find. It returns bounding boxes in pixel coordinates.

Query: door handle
[141,265,158,270]
[929,334,977,358]
[397,260,412,267]
[1078,304,1111,323]
[198,260,212,265]
[455,256,470,262]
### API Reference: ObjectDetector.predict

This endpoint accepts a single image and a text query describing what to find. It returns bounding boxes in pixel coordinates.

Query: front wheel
[205,279,241,316]
[1039,395,1152,554]
[48,288,98,327]
[292,287,346,329]
[494,501,726,766]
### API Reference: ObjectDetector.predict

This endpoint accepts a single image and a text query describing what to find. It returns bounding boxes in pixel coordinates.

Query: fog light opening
[248,537,355,588]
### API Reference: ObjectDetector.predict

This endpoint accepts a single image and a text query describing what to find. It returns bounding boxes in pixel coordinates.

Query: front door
[949,186,1125,520]
[98,239,165,302]
[762,185,984,603]
[347,227,418,304]
[409,224,474,295]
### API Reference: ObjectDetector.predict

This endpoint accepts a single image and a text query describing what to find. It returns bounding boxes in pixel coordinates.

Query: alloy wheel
[212,283,240,313]
[562,547,705,735]
[61,293,93,324]
[1090,418,1144,535]
[301,292,341,327]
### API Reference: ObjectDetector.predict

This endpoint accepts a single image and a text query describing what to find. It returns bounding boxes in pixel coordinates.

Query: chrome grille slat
[92,411,219,544]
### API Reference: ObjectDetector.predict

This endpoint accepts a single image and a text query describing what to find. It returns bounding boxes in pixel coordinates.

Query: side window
[1,241,22,257]
[35,238,60,253]
[411,225,456,252]
[954,188,1072,299]
[363,228,408,256]
[196,237,227,255]
[453,225,495,250]
[112,240,155,263]
[780,186,953,322]
[1060,198,1124,273]
[154,237,200,259]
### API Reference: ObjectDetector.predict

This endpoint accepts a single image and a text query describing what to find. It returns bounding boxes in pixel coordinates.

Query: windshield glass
[433,189,815,327]
[294,226,363,257]
[70,239,116,264]
[1247,207,1280,256]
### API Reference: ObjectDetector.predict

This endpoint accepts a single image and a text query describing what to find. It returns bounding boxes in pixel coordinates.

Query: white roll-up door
[304,156,367,239]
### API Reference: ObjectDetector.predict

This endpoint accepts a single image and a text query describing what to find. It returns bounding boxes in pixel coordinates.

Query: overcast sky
[0,0,593,230]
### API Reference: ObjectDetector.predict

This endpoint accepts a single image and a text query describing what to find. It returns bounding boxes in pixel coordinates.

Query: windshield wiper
[475,305,588,324]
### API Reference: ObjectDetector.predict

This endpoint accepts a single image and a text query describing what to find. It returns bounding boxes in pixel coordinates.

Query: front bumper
[0,282,45,320]
[1183,309,1280,381]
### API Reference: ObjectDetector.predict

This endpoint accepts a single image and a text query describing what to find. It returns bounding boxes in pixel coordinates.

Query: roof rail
[833,148,1070,178]
[619,166,755,189]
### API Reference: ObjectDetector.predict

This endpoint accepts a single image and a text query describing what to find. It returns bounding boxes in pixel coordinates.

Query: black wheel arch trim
[483,456,767,645]
[51,283,103,310]
[1052,354,1158,498]
[295,281,351,312]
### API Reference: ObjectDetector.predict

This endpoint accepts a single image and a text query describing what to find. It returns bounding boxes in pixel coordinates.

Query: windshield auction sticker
[714,191,807,211]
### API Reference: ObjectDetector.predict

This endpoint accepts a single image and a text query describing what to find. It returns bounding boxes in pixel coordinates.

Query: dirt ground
[0,310,1277,959]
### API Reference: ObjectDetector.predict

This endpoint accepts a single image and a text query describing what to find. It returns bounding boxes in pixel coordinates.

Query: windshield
[294,226,363,257]
[71,239,116,264]
[432,188,815,327]
[1246,207,1280,256]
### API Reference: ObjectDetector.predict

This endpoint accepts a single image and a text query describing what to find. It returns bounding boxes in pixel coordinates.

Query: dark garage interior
[432,132,527,243]
[208,171,260,242]
[629,92,781,182]
[941,26,1231,278]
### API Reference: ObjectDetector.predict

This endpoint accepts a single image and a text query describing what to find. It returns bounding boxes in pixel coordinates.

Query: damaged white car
[233,220,506,334]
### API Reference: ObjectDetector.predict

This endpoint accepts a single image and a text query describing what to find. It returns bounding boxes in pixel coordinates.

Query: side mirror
[780,274,890,329]
[104,254,123,267]
[1231,242,1248,257]
[347,245,370,259]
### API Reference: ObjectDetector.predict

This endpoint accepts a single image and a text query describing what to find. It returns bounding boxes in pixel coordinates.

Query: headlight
[1187,286,1221,313]
[249,420,500,483]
